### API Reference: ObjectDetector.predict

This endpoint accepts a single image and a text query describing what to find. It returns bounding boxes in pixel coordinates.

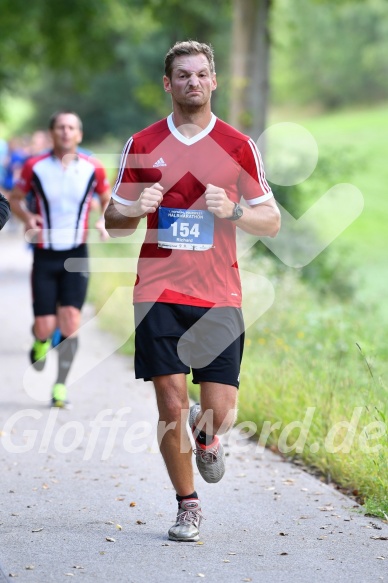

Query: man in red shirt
[105,41,280,542]
[10,111,110,408]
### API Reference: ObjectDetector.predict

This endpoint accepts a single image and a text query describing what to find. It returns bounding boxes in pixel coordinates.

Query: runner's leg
[152,373,194,496]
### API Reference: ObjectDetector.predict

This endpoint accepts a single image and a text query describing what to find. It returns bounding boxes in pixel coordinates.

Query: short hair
[48,111,83,132]
[164,41,215,79]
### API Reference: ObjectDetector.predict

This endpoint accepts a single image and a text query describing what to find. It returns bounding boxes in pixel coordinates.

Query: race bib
[158,207,214,251]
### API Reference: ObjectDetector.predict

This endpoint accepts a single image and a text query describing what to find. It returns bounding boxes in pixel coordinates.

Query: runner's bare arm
[9,186,43,231]
[95,190,112,241]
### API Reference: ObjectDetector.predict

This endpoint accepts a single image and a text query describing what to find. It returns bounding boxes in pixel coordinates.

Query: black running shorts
[32,245,89,316]
[134,302,245,388]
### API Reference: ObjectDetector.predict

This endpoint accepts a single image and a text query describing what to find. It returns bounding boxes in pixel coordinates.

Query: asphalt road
[0,229,387,583]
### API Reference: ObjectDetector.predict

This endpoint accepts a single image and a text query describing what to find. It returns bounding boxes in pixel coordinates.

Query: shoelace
[178,508,204,527]
[193,444,219,464]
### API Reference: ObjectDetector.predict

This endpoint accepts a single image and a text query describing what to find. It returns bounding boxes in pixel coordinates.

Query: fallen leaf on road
[106,537,115,542]
[136,520,146,525]
[279,552,288,556]
[116,524,122,530]
[197,574,205,578]
[130,502,136,507]
[32,528,43,533]
[25,566,35,570]
[371,536,388,540]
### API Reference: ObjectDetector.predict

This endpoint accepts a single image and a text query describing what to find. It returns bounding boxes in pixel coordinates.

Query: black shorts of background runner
[134,302,245,388]
[32,244,89,316]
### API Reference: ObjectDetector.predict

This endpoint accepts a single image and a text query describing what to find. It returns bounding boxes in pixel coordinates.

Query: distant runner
[10,111,111,408]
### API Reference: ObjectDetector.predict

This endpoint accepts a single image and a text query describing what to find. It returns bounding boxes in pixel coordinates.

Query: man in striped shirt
[10,111,110,408]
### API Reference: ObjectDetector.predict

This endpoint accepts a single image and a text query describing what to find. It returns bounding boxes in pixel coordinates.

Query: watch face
[227,202,243,220]
[235,204,243,219]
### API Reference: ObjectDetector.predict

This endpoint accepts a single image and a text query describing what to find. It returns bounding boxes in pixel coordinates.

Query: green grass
[276,104,388,314]
[88,103,388,519]
[239,262,388,518]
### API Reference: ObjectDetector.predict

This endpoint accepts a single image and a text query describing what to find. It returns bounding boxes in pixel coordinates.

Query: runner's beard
[177,97,210,115]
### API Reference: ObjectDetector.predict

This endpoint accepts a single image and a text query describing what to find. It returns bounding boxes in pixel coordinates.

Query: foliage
[2,0,388,136]
[254,145,360,299]
[0,0,120,93]
[272,0,388,108]
[16,1,231,142]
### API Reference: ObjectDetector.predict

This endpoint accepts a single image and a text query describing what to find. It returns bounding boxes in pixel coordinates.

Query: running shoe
[30,339,51,371]
[168,498,203,542]
[51,328,62,348]
[189,403,226,484]
[51,383,71,409]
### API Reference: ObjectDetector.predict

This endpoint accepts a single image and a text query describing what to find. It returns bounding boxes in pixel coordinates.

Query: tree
[230,0,272,143]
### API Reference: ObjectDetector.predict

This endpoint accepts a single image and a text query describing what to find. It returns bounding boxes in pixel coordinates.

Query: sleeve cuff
[245,191,273,206]
[111,192,136,206]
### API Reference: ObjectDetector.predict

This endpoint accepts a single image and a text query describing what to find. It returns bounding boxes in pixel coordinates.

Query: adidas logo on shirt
[153,157,167,167]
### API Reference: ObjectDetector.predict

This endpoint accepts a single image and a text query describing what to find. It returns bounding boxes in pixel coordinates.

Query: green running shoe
[30,339,51,371]
[51,383,71,409]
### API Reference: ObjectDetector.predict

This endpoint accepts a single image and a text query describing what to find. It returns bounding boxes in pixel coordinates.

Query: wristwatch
[226,202,243,221]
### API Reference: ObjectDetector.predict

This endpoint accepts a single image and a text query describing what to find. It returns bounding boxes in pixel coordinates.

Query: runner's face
[51,114,82,153]
[163,54,217,110]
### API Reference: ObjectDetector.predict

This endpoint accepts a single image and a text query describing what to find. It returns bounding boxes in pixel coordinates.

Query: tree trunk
[230,0,271,149]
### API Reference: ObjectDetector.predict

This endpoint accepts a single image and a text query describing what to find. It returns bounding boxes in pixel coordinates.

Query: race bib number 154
[158,208,214,251]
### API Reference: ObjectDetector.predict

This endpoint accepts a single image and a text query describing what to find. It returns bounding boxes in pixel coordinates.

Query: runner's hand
[24,213,44,244]
[135,183,164,216]
[95,217,110,241]
[25,213,44,231]
[204,184,235,219]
